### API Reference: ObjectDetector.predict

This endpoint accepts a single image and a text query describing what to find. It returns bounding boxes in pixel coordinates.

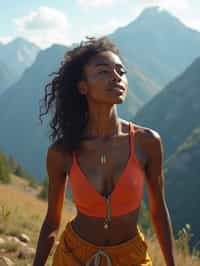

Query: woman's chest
[77,147,130,195]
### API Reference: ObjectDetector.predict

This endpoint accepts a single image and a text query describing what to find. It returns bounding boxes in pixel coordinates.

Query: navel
[104,239,110,246]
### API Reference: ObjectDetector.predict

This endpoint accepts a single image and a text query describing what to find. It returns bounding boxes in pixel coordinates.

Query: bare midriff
[71,208,140,246]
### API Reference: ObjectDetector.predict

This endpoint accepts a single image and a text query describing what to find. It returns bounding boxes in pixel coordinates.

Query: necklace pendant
[100,154,106,164]
[104,223,109,229]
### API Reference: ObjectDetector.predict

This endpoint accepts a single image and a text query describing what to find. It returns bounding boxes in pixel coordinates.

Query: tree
[0,152,10,183]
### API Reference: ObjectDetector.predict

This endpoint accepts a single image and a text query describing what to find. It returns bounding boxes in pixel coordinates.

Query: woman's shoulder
[48,139,73,173]
[120,119,159,136]
[131,121,163,153]
[132,122,160,139]
[119,118,161,144]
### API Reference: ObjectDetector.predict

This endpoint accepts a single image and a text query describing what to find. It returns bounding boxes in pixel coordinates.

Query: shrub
[38,176,48,200]
[0,152,11,183]
[175,224,193,256]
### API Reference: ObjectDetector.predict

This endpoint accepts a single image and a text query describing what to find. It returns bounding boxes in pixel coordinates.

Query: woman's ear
[78,80,88,95]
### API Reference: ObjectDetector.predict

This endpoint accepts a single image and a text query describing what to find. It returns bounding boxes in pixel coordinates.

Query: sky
[0,0,200,48]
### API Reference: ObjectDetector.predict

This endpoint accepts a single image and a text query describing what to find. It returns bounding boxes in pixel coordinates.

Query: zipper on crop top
[103,192,112,229]
[103,122,133,229]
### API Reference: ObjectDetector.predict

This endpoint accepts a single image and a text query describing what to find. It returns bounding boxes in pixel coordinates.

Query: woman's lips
[108,85,125,95]
[109,84,125,90]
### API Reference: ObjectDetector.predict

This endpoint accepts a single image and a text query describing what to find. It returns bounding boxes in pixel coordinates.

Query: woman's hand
[33,144,72,266]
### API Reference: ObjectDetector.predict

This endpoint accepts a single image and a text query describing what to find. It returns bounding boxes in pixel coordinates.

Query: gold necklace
[100,153,107,164]
[99,121,121,164]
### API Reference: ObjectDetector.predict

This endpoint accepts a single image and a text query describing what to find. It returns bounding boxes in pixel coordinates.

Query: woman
[33,37,175,266]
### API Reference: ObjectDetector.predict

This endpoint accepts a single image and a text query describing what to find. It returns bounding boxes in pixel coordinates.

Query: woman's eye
[99,70,109,74]
[119,70,127,75]
[98,69,127,75]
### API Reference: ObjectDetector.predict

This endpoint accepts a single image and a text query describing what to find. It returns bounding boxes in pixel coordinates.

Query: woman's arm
[144,130,176,266]
[33,145,72,266]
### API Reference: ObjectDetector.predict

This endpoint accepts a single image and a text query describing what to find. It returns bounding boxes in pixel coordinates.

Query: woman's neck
[83,106,121,138]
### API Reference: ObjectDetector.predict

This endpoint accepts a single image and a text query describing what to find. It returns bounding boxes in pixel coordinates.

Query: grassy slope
[0,175,76,265]
[0,175,199,265]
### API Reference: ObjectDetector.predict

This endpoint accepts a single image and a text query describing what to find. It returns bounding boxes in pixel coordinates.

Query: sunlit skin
[79,51,128,104]
[78,51,128,138]
[33,51,176,266]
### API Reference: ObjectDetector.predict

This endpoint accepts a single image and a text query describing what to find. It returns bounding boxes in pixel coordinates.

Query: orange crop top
[69,122,145,226]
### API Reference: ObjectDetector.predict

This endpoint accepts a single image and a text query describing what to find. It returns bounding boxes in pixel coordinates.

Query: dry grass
[146,235,200,266]
[0,175,199,265]
[0,175,76,265]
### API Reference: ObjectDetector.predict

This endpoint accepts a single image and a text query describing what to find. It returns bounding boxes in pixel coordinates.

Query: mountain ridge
[165,127,200,247]
[110,6,200,87]
[135,55,200,158]
[0,37,40,91]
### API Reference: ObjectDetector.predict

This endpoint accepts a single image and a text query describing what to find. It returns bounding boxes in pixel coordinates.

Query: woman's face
[78,51,128,105]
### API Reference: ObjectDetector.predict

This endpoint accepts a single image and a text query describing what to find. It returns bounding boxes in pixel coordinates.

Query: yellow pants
[52,222,152,265]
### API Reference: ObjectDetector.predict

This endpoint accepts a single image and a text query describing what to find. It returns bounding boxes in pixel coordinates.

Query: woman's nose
[111,70,121,82]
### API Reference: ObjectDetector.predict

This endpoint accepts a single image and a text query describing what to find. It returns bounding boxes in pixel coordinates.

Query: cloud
[92,19,128,35]
[14,6,71,48]
[78,0,114,7]
[74,18,128,43]
[131,0,189,16]
[139,0,189,12]
[188,18,200,31]
[0,36,12,44]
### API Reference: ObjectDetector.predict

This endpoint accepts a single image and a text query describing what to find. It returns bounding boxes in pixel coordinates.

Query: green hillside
[135,57,200,159]
[165,127,200,247]
[134,57,200,249]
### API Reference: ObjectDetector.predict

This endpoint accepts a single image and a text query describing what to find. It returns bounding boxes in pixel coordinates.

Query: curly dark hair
[39,37,120,153]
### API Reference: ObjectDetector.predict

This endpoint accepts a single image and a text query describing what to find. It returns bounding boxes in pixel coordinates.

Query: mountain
[0,43,3,52]
[0,61,16,94]
[1,6,200,179]
[134,56,200,247]
[110,6,200,87]
[164,127,200,247]
[134,56,200,159]
[0,37,40,90]
[0,44,70,179]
